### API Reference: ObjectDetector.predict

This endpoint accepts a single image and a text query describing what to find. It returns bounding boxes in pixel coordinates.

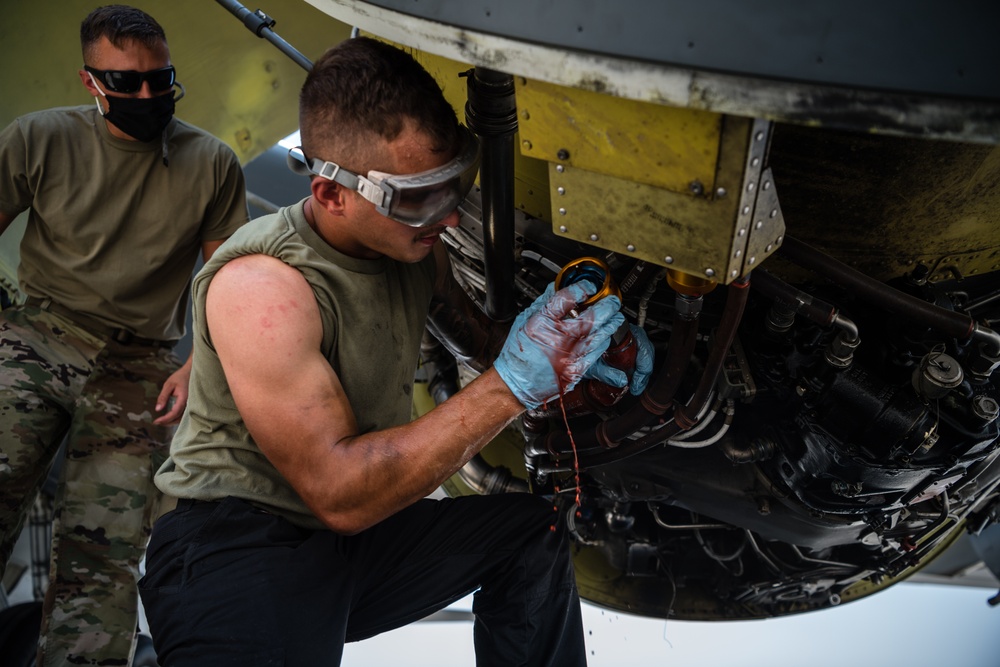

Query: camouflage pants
[0,304,179,667]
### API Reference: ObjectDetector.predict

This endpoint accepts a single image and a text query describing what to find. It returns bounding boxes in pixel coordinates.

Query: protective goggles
[287,126,481,228]
[83,65,176,94]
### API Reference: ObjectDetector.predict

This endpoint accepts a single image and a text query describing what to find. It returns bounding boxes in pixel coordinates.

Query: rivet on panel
[705,268,716,278]
[755,221,763,230]
[770,209,778,218]
[747,182,755,192]
[755,131,765,141]
[558,225,568,233]
[626,244,636,252]
[558,208,567,215]
[763,181,771,190]
[589,233,599,241]
[776,236,783,245]
[751,157,760,167]
[557,149,570,160]
[556,164,565,173]
[665,256,674,264]
[766,244,773,252]
[522,140,532,150]
[689,181,704,196]
[716,187,727,198]
[557,187,565,195]
[731,269,738,278]
[749,256,756,265]
[738,228,746,237]
[742,205,751,215]
[735,249,742,258]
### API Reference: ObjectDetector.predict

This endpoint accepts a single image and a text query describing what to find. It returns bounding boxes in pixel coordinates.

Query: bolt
[557,148,570,160]
[973,395,1000,422]
[689,180,704,196]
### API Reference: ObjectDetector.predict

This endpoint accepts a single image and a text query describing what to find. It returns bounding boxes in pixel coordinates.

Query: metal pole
[214,0,313,72]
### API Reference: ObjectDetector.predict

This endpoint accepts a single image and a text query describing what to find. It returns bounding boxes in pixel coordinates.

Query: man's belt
[24,296,173,348]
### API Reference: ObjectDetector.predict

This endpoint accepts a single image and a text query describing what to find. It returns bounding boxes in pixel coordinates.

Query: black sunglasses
[84,65,176,94]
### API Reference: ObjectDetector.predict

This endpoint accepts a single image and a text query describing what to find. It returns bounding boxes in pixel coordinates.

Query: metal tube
[214,0,314,72]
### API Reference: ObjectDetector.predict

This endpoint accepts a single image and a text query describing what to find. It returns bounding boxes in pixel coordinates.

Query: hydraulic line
[779,235,976,341]
[674,276,750,429]
[753,268,837,326]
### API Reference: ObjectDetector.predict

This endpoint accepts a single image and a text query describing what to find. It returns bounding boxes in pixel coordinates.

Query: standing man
[140,37,648,666]
[0,5,249,666]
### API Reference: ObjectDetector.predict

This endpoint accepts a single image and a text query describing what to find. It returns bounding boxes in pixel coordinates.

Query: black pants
[139,494,588,666]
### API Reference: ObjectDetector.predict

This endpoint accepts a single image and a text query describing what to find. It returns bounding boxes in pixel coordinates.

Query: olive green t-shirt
[0,106,249,340]
[155,199,437,529]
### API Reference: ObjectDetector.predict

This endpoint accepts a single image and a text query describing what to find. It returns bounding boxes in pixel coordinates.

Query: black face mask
[98,92,176,142]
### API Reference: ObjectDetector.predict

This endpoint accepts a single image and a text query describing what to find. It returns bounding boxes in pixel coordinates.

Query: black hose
[465,68,518,323]
[779,236,975,341]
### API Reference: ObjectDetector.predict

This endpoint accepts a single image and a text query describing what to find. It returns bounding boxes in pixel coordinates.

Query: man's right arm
[205,253,622,536]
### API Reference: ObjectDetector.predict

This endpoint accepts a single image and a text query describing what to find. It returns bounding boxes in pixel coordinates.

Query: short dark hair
[81,5,167,63]
[299,37,460,174]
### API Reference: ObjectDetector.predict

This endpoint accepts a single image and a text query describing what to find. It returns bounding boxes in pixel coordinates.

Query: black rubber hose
[779,236,975,340]
[465,68,518,323]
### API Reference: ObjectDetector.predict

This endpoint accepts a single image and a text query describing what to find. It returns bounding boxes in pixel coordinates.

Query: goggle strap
[301,155,386,208]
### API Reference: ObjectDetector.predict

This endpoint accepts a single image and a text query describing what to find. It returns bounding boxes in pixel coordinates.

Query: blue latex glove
[495,281,626,409]
[582,324,655,395]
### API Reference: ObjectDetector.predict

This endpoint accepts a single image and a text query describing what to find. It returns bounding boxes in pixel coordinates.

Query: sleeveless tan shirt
[155,199,436,528]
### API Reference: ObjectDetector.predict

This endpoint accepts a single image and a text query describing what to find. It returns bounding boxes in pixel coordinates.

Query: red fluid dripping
[557,384,583,515]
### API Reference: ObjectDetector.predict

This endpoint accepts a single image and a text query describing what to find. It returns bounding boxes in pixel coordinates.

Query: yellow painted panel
[0,0,351,164]
[516,77,724,195]
[551,163,739,280]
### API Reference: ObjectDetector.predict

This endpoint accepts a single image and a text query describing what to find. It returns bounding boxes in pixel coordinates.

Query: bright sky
[342,583,1000,667]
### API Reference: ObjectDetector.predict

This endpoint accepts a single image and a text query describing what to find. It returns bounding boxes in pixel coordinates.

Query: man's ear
[311,178,348,217]
[79,69,101,97]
